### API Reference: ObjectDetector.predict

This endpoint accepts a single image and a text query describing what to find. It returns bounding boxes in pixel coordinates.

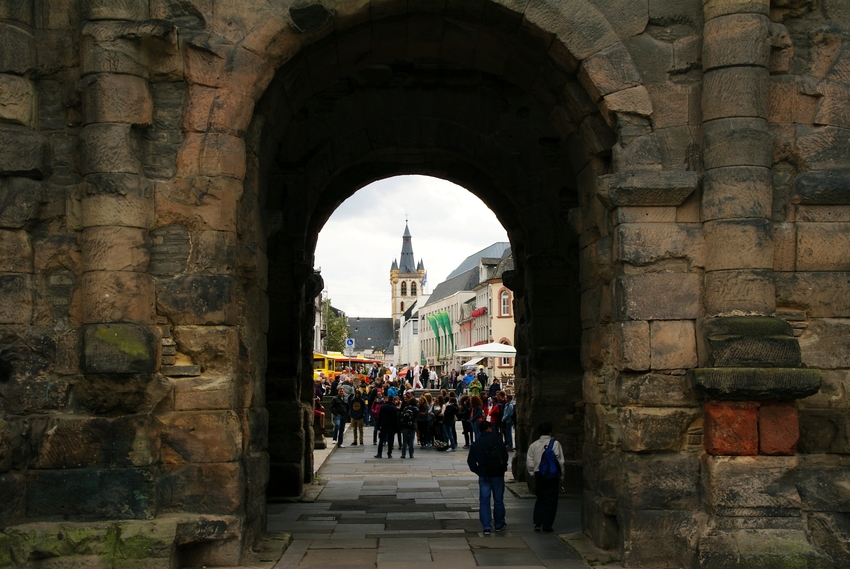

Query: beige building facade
[469,254,516,382]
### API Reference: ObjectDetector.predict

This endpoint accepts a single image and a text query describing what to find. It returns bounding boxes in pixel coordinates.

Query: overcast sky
[314,176,510,317]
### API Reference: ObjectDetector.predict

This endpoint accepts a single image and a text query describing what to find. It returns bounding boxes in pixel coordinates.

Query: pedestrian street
[268,425,589,569]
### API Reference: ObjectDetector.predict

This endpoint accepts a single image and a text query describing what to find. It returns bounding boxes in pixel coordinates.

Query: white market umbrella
[461,356,485,368]
[454,342,517,358]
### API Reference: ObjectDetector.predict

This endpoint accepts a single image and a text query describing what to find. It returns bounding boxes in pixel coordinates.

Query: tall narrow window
[501,341,512,366]
[500,291,511,316]
[400,301,405,311]
[411,282,417,296]
[400,282,407,296]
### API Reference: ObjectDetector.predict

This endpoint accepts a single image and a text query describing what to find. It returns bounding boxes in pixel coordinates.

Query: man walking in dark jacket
[330,387,349,448]
[466,421,509,535]
[476,367,489,389]
[348,390,366,445]
[375,395,399,459]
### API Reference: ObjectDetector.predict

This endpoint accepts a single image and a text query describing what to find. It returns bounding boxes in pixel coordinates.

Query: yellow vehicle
[313,352,381,383]
[313,352,340,381]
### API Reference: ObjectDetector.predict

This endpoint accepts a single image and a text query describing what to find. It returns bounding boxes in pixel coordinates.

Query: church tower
[390,222,426,323]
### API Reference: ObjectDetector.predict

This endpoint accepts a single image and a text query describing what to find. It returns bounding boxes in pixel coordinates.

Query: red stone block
[704,402,759,456]
[759,402,799,456]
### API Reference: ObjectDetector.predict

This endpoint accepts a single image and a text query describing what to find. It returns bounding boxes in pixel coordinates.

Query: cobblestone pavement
[269,426,588,569]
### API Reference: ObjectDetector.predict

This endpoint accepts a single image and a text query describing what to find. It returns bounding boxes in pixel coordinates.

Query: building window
[411,282,417,296]
[500,340,512,367]
[400,301,405,311]
[413,321,418,334]
[500,290,511,317]
[400,282,407,296]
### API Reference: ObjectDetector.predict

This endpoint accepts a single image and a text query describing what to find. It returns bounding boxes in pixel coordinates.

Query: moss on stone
[114,521,175,562]
[92,327,151,359]
[0,521,178,568]
[0,533,13,568]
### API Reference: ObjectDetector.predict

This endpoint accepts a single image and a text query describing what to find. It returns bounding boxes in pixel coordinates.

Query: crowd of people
[314,365,516,453]
[313,367,566,535]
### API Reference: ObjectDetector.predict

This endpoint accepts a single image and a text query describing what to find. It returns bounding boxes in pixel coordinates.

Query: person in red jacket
[487,392,504,441]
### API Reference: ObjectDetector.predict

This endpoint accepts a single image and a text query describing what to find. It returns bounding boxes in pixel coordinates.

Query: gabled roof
[347,317,395,351]
[422,268,479,307]
[402,301,417,321]
[445,242,510,280]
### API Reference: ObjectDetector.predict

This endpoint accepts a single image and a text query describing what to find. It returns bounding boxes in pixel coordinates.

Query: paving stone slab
[387,512,434,520]
[297,549,377,567]
[469,537,533,549]
[378,553,433,562]
[431,549,478,566]
[306,538,378,549]
[474,550,547,566]
[398,492,444,499]
[336,512,386,519]
[387,520,444,530]
[398,480,441,488]
[361,489,399,496]
[333,523,386,532]
[273,540,310,569]
[428,537,473,550]
[434,511,472,519]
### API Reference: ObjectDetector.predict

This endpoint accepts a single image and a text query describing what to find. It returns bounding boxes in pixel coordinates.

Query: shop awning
[461,356,485,368]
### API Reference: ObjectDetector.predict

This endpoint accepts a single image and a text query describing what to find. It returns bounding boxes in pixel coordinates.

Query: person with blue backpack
[525,422,565,532]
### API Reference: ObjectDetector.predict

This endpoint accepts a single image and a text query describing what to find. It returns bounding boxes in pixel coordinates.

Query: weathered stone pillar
[0,0,44,531]
[587,169,702,564]
[696,1,827,564]
[77,3,158,375]
[701,0,774,316]
[0,10,42,331]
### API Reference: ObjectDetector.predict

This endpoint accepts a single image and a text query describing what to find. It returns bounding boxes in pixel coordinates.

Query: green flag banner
[427,314,441,361]
[435,311,449,357]
[437,311,454,355]
[443,312,455,354]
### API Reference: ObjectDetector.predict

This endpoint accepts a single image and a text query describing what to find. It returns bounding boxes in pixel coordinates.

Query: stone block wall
[0,0,849,567]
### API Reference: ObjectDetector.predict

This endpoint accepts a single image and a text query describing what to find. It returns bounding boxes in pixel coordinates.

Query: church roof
[398,222,418,274]
[391,259,398,270]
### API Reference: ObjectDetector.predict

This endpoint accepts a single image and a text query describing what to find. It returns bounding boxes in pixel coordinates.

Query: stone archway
[6,0,850,567]
[226,0,683,560]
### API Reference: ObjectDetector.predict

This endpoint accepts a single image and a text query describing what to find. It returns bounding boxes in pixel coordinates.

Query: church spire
[398,222,417,274]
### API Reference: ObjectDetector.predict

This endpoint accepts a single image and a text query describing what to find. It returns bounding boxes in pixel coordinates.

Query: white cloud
[314,175,509,316]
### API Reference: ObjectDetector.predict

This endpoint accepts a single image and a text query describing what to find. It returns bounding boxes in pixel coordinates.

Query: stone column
[701,0,775,316]
[589,169,702,563]
[77,3,158,374]
[696,1,826,564]
[0,11,42,331]
[0,0,44,530]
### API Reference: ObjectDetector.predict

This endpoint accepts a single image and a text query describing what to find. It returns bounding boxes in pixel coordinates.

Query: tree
[324,299,349,352]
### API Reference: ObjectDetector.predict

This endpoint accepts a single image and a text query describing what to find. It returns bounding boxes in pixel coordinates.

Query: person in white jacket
[525,422,565,532]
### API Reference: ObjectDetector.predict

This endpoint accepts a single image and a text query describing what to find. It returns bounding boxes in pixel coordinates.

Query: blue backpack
[539,439,561,481]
